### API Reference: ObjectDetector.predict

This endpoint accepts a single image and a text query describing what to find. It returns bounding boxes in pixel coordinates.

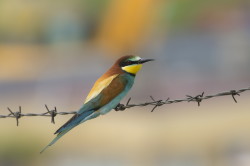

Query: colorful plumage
[40,55,154,153]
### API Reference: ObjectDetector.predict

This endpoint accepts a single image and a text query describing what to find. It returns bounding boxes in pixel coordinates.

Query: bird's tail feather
[40,127,72,154]
[40,109,96,154]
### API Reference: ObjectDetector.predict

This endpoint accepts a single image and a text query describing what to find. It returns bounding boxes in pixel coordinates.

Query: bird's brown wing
[84,74,119,104]
[98,74,128,107]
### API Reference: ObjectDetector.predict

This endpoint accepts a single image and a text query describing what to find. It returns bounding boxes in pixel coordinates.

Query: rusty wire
[0,87,249,126]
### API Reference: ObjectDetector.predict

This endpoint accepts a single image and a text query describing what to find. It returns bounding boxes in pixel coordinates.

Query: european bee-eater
[40,55,154,153]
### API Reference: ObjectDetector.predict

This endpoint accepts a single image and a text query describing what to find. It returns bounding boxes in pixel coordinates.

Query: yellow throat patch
[122,64,142,75]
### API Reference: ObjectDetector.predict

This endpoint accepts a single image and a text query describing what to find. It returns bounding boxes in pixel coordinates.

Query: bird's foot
[114,103,126,111]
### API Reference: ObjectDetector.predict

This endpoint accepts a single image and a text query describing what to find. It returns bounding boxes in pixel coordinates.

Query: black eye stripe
[120,60,139,67]
[130,61,139,65]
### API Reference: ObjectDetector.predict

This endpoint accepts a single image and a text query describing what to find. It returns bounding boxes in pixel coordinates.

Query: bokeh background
[0,0,250,166]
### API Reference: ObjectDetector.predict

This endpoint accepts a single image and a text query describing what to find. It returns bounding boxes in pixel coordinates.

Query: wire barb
[230,90,240,103]
[0,87,250,126]
[7,106,22,126]
[150,96,164,112]
[45,105,57,124]
[186,92,204,106]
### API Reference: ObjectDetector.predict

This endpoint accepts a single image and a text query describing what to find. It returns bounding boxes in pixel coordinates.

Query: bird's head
[118,55,154,75]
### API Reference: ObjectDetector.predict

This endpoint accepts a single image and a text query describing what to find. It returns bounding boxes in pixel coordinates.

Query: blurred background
[0,0,250,166]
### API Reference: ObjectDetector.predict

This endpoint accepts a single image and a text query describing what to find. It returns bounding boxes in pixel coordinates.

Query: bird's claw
[114,103,126,111]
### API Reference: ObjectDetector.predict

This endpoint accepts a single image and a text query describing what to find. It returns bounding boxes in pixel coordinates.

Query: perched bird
[40,55,154,153]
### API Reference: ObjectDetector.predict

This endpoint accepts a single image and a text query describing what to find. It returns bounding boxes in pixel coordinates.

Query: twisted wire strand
[0,87,249,126]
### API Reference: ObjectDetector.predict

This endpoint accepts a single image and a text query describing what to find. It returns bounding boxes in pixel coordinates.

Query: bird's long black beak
[139,59,155,64]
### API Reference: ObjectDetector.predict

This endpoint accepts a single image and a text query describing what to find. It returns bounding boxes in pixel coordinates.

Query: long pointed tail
[40,109,97,154]
[40,127,72,154]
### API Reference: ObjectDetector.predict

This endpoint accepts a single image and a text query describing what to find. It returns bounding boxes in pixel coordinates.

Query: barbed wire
[0,87,249,126]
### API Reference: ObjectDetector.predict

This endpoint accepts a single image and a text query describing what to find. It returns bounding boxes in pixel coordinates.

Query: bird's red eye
[126,61,132,65]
